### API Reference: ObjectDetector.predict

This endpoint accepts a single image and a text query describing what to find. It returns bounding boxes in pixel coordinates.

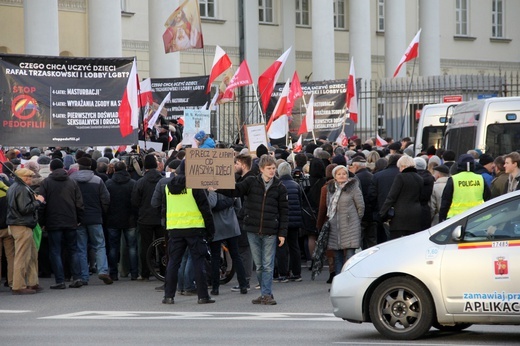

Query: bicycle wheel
[146,237,167,282]
[219,243,235,284]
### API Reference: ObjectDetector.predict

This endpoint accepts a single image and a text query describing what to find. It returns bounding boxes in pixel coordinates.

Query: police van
[415,102,460,156]
[443,97,520,157]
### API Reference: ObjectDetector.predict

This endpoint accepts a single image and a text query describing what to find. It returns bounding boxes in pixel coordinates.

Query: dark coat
[379,167,423,232]
[355,167,373,221]
[416,169,435,230]
[279,174,302,229]
[131,169,163,225]
[70,170,110,225]
[6,181,41,228]
[105,170,137,228]
[39,168,84,230]
[369,163,400,220]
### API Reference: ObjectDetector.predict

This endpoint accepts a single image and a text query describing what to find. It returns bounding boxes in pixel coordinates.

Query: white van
[415,102,460,156]
[443,97,520,157]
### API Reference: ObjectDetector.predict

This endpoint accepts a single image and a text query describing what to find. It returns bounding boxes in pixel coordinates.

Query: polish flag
[267,115,288,139]
[139,78,153,106]
[376,134,388,147]
[286,71,303,116]
[298,93,314,135]
[147,92,171,130]
[346,58,358,123]
[224,60,253,94]
[118,59,140,137]
[206,45,232,93]
[293,135,303,153]
[393,28,422,78]
[266,79,290,132]
[336,131,348,147]
[258,47,292,114]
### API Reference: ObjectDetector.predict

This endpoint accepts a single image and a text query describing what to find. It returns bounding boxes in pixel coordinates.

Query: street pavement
[1,265,519,345]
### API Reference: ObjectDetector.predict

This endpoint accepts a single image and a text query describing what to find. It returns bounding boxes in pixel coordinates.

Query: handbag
[33,223,42,250]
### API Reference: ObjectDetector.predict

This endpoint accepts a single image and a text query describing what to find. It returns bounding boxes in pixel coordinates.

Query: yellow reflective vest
[447,172,484,219]
[165,186,205,230]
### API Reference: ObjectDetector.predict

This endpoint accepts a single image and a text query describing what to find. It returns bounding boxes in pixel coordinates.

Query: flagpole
[399,59,417,139]
[251,84,265,123]
[302,97,317,144]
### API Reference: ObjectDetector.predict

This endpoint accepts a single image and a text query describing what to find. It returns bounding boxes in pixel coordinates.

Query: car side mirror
[451,225,463,242]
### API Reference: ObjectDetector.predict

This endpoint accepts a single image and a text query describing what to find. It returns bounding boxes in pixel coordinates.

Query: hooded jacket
[131,169,163,225]
[105,170,137,228]
[70,169,110,225]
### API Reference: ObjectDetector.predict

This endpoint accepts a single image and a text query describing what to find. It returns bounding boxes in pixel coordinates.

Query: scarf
[327,181,346,219]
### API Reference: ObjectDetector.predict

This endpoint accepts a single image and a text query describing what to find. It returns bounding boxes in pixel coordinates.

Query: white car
[330,190,520,340]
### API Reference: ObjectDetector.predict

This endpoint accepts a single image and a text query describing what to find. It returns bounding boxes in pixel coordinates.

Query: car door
[438,196,520,321]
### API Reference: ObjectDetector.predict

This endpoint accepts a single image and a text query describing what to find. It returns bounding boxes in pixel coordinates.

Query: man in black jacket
[39,159,84,289]
[349,156,375,249]
[131,154,164,281]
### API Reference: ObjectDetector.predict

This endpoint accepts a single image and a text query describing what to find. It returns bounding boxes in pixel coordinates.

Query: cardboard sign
[245,123,268,153]
[185,148,235,189]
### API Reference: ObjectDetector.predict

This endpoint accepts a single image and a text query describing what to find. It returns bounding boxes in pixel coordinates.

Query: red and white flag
[286,71,303,116]
[118,59,140,137]
[206,45,232,93]
[258,47,292,114]
[346,58,358,123]
[139,78,153,106]
[376,134,388,147]
[298,93,314,135]
[336,130,348,147]
[267,115,288,139]
[393,28,422,78]
[293,135,303,153]
[266,79,290,132]
[147,92,171,130]
[224,60,253,94]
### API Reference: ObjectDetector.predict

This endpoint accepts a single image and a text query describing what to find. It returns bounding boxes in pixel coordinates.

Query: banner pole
[399,59,417,139]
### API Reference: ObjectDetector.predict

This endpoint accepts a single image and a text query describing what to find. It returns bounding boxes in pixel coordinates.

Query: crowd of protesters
[1,131,519,301]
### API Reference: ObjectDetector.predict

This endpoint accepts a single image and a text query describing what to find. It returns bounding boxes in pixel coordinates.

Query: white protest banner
[245,124,268,153]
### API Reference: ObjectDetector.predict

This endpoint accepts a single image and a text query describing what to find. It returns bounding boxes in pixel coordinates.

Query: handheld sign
[185,148,235,189]
[245,123,268,153]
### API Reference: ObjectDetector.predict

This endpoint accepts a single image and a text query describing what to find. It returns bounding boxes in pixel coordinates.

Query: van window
[485,123,520,157]
[444,126,477,157]
[421,126,445,153]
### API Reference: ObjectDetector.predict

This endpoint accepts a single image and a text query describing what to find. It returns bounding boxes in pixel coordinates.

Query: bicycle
[146,237,235,284]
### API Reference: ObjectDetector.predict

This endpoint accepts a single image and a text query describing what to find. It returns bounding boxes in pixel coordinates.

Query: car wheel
[369,276,434,340]
[432,322,472,332]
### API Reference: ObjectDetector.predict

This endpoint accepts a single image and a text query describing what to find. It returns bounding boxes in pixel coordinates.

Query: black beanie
[50,158,64,171]
[144,154,158,169]
[256,144,268,158]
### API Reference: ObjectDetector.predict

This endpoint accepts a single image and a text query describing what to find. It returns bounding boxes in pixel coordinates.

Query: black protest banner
[0,54,136,147]
[151,76,209,120]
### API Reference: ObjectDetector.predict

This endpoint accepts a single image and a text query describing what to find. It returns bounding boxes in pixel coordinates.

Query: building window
[377,0,385,32]
[333,0,346,29]
[455,0,468,36]
[492,0,504,38]
[199,0,216,18]
[296,0,310,26]
[259,0,273,23]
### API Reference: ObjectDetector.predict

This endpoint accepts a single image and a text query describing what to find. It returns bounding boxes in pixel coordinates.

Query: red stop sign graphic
[12,94,39,120]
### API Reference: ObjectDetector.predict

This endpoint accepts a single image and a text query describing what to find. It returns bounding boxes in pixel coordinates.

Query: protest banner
[244,124,268,153]
[185,148,235,189]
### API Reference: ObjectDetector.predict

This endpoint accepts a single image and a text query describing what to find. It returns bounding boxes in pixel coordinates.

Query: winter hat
[433,165,450,175]
[168,159,182,170]
[255,144,268,158]
[194,130,206,142]
[50,158,64,171]
[97,157,110,164]
[479,154,494,166]
[176,159,186,175]
[457,154,474,166]
[332,154,347,166]
[63,155,75,170]
[144,154,158,170]
[37,156,51,165]
[413,157,427,170]
[30,148,41,157]
[77,157,92,168]
[388,142,401,151]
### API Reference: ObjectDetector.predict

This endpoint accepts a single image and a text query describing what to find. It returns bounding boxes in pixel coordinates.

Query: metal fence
[214,72,520,145]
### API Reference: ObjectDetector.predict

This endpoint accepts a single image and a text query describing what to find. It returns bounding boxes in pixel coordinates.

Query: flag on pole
[336,131,348,147]
[393,28,422,78]
[118,59,139,137]
[139,78,153,106]
[163,0,203,53]
[346,58,359,123]
[293,135,303,153]
[298,93,314,135]
[286,71,303,116]
[206,45,232,93]
[208,91,219,110]
[376,134,388,147]
[267,115,288,139]
[258,47,292,114]
[224,60,253,94]
[217,69,235,104]
[147,92,171,130]
[266,79,290,132]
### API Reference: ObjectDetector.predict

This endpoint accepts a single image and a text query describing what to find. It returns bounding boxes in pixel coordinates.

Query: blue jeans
[334,248,356,274]
[177,249,196,291]
[77,224,109,282]
[247,233,277,297]
[47,229,81,283]
[107,228,138,279]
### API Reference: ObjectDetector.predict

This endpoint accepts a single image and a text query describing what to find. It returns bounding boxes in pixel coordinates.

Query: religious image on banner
[181,109,211,147]
[217,70,235,104]
[163,0,203,53]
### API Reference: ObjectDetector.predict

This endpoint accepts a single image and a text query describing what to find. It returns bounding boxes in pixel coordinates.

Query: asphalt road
[1,266,519,345]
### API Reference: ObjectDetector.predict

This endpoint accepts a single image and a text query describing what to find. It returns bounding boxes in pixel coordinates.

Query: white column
[311,0,335,81]
[24,0,59,55]
[243,0,259,81]
[281,0,296,81]
[385,0,406,77]
[88,0,122,57]
[419,0,440,76]
[149,0,180,78]
[349,0,371,81]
